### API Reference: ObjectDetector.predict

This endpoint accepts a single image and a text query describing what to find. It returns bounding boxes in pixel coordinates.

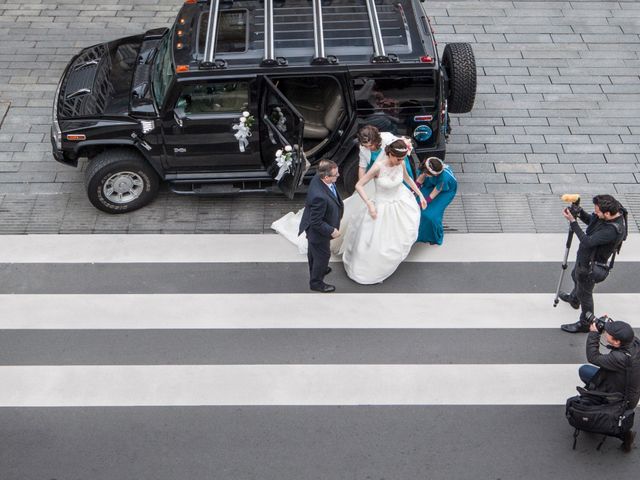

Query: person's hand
[562,208,575,222]
[367,201,377,220]
[331,228,340,239]
[589,322,598,333]
[419,195,427,210]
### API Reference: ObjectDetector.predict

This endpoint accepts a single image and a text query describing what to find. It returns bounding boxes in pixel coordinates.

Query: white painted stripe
[1,293,637,330]
[0,364,579,407]
[0,234,638,263]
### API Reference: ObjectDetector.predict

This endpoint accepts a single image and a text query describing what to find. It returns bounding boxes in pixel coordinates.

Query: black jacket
[298,174,343,241]
[586,333,640,409]
[571,211,624,266]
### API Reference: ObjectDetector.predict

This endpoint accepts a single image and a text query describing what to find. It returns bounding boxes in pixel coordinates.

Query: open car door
[259,77,306,199]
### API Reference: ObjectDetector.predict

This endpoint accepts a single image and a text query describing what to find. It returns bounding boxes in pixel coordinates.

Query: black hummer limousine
[52,0,476,213]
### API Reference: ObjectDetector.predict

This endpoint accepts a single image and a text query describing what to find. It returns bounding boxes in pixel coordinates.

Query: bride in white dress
[342,139,426,284]
[271,137,426,284]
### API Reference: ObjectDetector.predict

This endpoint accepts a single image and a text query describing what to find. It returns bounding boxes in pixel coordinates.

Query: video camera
[584,311,611,334]
[562,193,582,218]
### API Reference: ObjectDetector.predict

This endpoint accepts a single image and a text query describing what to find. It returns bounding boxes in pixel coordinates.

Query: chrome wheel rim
[103,171,144,204]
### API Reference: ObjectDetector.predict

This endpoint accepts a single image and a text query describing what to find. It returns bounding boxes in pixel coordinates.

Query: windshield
[152,33,174,109]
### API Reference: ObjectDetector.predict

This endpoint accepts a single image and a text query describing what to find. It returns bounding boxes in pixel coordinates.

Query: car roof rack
[311,0,338,65]
[260,0,287,67]
[194,0,416,70]
[365,0,398,63]
[201,0,227,69]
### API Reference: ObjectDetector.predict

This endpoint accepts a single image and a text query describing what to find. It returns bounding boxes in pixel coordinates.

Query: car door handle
[174,112,184,128]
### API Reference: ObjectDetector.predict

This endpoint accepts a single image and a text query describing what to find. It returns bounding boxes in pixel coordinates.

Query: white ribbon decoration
[232,117,251,152]
[274,146,294,181]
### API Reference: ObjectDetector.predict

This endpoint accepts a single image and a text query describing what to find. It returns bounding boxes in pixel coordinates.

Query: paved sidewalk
[0,0,639,233]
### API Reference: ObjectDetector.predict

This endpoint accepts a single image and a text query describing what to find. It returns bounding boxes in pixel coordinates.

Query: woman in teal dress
[357,125,415,182]
[415,157,457,245]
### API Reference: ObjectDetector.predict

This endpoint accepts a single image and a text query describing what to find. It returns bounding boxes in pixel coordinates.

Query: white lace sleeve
[358,146,369,169]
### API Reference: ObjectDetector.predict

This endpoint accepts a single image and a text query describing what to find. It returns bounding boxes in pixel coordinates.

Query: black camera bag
[589,262,610,283]
[566,354,634,449]
[589,213,627,283]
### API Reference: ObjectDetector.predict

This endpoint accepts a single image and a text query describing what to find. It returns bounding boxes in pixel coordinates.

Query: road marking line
[0,234,638,263]
[0,293,637,329]
[0,364,579,407]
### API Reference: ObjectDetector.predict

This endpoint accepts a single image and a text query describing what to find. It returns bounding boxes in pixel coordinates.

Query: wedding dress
[272,157,419,284]
[341,158,420,284]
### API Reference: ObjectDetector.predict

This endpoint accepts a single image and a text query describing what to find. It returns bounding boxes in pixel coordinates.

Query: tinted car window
[175,82,249,114]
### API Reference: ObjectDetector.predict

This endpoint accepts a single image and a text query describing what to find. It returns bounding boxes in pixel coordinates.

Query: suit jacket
[299,174,343,240]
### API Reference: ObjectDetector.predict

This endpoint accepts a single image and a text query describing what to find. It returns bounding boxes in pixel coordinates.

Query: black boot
[561,320,590,333]
[559,292,580,310]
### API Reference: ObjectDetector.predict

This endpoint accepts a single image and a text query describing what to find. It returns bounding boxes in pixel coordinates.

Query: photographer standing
[559,195,627,333]
[579,319,640,452]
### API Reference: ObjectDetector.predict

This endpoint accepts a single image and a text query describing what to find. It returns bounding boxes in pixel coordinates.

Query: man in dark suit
[299,159,343,293]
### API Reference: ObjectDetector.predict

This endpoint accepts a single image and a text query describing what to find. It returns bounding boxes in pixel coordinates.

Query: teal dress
[417,166,457,245]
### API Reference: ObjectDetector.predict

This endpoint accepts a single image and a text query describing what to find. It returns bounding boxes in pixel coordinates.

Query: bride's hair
[357,125,382,149]
[385,139,409,158]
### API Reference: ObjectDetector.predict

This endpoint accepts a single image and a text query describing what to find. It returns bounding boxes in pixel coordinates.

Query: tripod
[553,203,580,307]
[553,226,574,307]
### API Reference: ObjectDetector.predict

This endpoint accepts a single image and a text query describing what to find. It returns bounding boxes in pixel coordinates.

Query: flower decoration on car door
[232,111,255,152]
[274,145,293,181]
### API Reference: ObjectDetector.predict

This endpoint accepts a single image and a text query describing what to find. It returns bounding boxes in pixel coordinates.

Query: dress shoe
[325,266,332,275]
[559,292,580,310]
[310,283,336,293]
[561,320,590,333]
[622,430,636,453]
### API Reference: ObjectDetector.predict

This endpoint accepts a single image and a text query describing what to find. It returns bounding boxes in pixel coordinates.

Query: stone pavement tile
[25,194,69,234]
[505,173,540,183]
[462,163,496,173]
[549,183,617,195]
[528,194,569,233]
[59,195,98,233]
[494,194,537,233]
[538,173,588,184]
[461,195,502,233]
[486,183,552,194]
[442,196,467,233]
[0,194,36,234]
[574,164,639,173]
[495,163,542,173]
[457,183,488,194]
[542,164,576,174]
[195,197,234,233]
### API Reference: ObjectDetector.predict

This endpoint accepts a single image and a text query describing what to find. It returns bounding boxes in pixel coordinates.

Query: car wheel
[85,149,160,214]
[442,43,477,114]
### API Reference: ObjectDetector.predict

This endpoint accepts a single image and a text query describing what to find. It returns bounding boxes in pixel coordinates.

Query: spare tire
[442,43,477,114]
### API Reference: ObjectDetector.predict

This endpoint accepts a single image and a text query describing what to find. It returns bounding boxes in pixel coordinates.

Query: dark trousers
[569,265,595,324]
[307,235,330,289]
[579,364,599,386]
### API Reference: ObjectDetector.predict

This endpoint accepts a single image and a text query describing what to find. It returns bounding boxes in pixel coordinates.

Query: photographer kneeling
[579,318,640,452]
[560,194,626,333]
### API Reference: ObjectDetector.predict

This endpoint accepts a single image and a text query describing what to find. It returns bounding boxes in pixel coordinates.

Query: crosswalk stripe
[0,364,578,407]
[1,293,638,329]
[0,233,638,263]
